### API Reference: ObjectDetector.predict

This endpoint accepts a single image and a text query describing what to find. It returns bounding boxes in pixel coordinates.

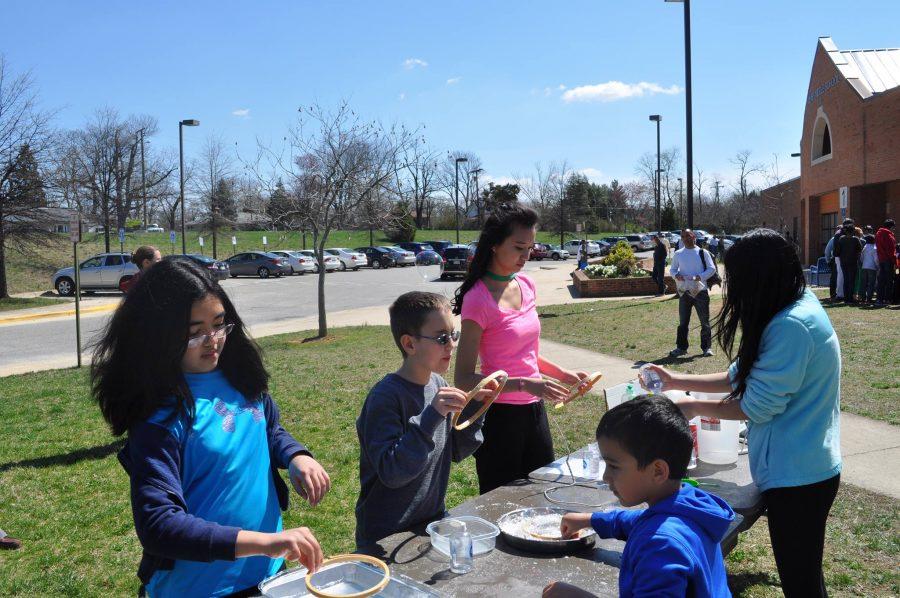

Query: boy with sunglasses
[355,292,490,551]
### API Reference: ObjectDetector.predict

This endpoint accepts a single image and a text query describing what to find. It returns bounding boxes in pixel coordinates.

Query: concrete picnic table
[364,446,762,597]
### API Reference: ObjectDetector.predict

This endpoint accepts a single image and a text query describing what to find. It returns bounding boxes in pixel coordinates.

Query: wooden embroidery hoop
[304,554,391,598]
[554,371,603,409]
[451,370,509,431]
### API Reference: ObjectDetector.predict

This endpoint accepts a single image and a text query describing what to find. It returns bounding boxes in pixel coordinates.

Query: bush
[583,241,647,279]
[384,201,417,243]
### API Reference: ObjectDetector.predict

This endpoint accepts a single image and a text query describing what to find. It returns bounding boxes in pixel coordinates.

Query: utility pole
[471,168,484,224]
[139,128,147,228]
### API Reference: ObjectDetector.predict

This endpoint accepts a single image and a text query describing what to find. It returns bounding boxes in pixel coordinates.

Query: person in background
[577,239,589,270]
[120,245,162,293]
[874,219,896,306]
[834,221,863,303]
[669,229,717,358]
[651,234,667,296]
[708,234,720,262]
[860,231,879,303]
[824,226,842,302]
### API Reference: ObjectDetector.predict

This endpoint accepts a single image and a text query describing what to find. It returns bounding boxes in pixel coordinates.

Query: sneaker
[669,348,687,357]
[0,535,21,550]
[702,348,715,357]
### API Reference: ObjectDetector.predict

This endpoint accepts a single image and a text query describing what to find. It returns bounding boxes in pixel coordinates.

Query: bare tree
[518,162,555,214]
[191,134,235,257]
[438,151,482,228]
[0,56,55,298]
[395,139,440,228]
[693,165,708,219]
[730,150,764,224]
[248,102,416,337]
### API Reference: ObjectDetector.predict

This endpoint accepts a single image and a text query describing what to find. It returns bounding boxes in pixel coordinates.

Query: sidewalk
[0,296,120,326]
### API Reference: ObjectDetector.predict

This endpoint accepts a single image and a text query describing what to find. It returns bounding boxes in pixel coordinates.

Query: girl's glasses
[187,323,234,349]
[414,330,460,346]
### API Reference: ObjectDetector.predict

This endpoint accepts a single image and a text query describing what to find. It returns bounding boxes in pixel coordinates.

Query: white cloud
[231,108,250,117]
[577,167,605,183]
[403,58,428,70]
[562,81,681,103]
[446,77,461,85]
[398,92,406,101]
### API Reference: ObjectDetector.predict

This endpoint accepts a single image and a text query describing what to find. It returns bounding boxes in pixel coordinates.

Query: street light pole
[678,177,684,227]
[666,0,693,227]
[139,128,147,228]
[454,157,467,244]
[649,115,662,231]
[178,119,199,254]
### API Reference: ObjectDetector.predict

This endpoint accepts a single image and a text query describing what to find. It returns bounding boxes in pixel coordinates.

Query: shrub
[583,241,648,279]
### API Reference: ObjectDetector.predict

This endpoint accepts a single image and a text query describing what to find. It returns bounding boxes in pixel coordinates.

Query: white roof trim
[819,37,900,100]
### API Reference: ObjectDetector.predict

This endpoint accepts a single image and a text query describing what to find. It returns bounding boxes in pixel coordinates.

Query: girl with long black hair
[92,257,330,597]
[643,228,842,597]
[454,204,589,494]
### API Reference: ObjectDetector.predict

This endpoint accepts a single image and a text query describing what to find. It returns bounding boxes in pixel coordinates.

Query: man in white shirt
[669,229,717,357]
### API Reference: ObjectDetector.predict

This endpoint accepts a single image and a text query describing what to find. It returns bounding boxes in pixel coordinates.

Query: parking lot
[0,258,574,373]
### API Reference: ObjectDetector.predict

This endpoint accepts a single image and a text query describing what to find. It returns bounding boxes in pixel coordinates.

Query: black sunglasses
[414,330,460,346]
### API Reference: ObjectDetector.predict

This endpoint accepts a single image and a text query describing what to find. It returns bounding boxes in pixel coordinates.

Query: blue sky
[4,0,899,189]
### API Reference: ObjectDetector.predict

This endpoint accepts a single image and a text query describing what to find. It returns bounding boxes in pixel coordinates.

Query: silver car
[299,250,341,272]
[270,250,316,275]
[225,251,291,278]
[379,246,416,266]
[325,247,368,271]
[52,252,139,296]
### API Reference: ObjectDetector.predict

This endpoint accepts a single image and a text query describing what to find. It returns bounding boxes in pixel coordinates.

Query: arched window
[811,108,833,164]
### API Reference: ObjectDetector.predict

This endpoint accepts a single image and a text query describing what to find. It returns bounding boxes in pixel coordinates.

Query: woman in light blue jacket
[645,228,841,598]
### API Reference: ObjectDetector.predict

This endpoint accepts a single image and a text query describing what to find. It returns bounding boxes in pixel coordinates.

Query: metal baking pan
[259,562,441,597]
[497,507,596,555]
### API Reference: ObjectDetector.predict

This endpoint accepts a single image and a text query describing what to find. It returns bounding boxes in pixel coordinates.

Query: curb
[0,302,119,324]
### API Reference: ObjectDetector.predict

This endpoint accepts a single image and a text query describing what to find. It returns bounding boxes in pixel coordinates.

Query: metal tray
[497,507,596,555]
[259,562,440,597]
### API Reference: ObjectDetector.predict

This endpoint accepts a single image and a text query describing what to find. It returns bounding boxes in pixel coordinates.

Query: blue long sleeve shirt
[729,289,842,491]
[117,371,310,596]
[591,484,734,598]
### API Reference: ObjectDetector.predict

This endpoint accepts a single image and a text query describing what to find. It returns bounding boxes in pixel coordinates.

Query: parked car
[325,247,368,271]
[397,242,435,255]
[182,254,230,281]
[52,252,138,296]
[604,236,626,247]
[441,245,472,279]
[545,244,570,260]
[225,251,291,278]
[270,250,315,275]
[422,240,453,257]
[563,239,602,257]
[298,250,341,272]
[590,240,613,256]
[145,224,164,233]
[529,243,550,260]
[379,246,416,266]
[355,246,396,269]
[625,234,654,251]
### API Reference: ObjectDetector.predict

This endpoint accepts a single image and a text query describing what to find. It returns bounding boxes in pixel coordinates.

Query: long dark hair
[714,228,805,400]
[91,257,269,436]
[452,204,538,315]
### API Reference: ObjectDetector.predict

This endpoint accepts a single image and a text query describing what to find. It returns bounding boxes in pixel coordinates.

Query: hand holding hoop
[451,370,509,431]
[305,554,391,598]
[554,371,603,409]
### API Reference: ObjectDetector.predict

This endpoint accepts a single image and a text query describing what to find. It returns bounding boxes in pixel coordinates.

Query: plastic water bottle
[586,442,601,481]
[639,365,663,395]
[625,383,635,401]
[688,417,699,470]
[449,521,473,574]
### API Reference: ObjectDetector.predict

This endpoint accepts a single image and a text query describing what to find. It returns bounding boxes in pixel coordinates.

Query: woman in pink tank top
[454,205,589,494]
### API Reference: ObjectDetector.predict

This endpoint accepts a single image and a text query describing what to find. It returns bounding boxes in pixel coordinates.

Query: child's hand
[640,364,675,392]
[289,454,332,507]
[559,370,589,387]
[470,378,500,402]
[560,512,592,539]
[526,378,570,405]
[432,387,469,417]
[266,527,323,572]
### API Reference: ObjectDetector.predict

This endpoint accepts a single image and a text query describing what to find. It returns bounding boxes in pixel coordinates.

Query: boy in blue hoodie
[544,395,735,598]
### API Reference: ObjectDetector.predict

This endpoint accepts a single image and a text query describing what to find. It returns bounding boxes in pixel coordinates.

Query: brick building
[760,37,899,264]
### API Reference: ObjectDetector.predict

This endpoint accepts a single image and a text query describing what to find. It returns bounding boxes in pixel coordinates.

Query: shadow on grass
[0,439,125,473]
[539,296,675,319]
[728,571,781,595]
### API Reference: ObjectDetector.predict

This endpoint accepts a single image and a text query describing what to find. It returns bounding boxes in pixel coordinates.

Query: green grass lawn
[538,294,900,425]
[0,324,897,596]
[5,227,608,295]
[0,297,67,312]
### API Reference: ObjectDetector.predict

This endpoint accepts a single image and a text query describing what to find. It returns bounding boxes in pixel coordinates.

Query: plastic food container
[259,562,439,597]
[426,515,500,557]
[693,392,740,465]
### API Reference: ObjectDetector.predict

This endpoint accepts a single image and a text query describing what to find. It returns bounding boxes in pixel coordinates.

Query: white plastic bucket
[694,392,740,464]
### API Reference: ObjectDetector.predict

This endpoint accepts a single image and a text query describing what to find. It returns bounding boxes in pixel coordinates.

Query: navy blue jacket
[117,393,309,585]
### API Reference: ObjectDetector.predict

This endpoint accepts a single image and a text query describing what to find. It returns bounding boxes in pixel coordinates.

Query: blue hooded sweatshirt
[591,484,734,598]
